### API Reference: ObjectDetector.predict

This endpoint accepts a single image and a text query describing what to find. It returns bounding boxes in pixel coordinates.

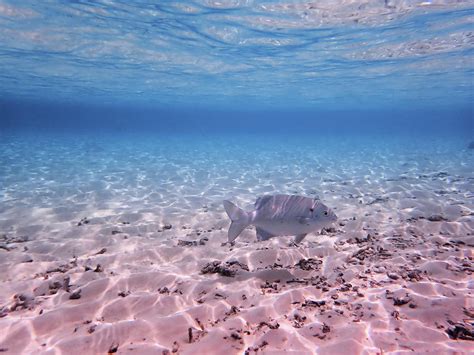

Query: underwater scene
[0,1,473,354]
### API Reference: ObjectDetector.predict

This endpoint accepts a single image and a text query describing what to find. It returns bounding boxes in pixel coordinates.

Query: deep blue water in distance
[0,1,472,139]
[1,101,473,139]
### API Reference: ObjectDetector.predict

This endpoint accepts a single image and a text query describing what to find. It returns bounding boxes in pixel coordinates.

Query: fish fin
[297,217,311,225]
[294,234,307,244]
[256,228,274,241]
[223,200,250,242]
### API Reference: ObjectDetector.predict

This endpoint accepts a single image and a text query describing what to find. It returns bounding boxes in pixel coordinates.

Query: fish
[223,194,337,244]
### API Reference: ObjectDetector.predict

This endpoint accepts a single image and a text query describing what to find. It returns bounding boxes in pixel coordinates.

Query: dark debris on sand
[187,326,209,344]
[294,258,322,271]
[201,260,249,277]
[77,217,90,226]
[157,224,172,233]
[257,321,280,330]
[349,246,392,263]
[322,323,331,333]
[427,215,449,222]
[385,291,414,307]
[35,276,71,296]
[69,289,82,300]
[407,214,450,222]
[177,237,208,247]
[118,291,130,298]
[245,340,269,354]
[302,299,326,308]
[446,323,474,341]
[93,248,107,255]
[0,234,29,244]
[9,293,36,312]
[366,196,389,205]
[107,343,119,354]
[0,235,29,251]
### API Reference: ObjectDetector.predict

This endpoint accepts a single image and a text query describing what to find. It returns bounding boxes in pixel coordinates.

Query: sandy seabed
[0,135,473,354]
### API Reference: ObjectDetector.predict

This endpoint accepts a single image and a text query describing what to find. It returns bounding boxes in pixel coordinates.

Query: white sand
[0,135,473,354]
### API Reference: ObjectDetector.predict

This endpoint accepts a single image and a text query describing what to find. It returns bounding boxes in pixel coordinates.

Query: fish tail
[223,200,250,242]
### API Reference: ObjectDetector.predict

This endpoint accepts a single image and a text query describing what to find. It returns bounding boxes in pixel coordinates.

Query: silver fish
[223,194,337,244]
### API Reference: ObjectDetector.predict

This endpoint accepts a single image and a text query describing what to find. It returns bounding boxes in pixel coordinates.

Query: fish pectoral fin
[256,228,274,241]
[294,234,307,244]
[297,217,311,225]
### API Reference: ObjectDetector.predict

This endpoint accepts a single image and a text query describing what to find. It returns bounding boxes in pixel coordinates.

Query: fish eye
[309,208,314,212]
[324,211,328,216]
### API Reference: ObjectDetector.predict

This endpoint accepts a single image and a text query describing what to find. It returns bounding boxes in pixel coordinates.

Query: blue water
[0,0,473,222]
[0,1,473,202]
[1,2,474,353]
[0,0,473,110]
[0,1,472,137]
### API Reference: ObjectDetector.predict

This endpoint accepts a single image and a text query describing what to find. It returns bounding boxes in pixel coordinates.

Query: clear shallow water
[0,0,473,108]
[0,1,472,217]
[1,133,473,225]
[1,3,474,354]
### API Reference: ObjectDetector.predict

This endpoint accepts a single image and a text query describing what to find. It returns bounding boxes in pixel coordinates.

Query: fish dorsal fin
[312,198,321,208]
[255,195,273,209]
[256,227,274,241]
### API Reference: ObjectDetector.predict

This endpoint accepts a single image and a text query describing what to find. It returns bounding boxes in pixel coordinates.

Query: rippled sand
[0,135,473,354]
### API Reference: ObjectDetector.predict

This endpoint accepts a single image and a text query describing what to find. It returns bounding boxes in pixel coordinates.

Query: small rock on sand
[107,343,119,354]
[387,273,399,280]
[446,323,474,341]
[427,215,448,222]
[69,289,82,300]
[322,324,331,333]
[77,217,89,226]
[177,237,208,247]
[201,260,249,277]
[295,258,322,271]
[393,296,412,306]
